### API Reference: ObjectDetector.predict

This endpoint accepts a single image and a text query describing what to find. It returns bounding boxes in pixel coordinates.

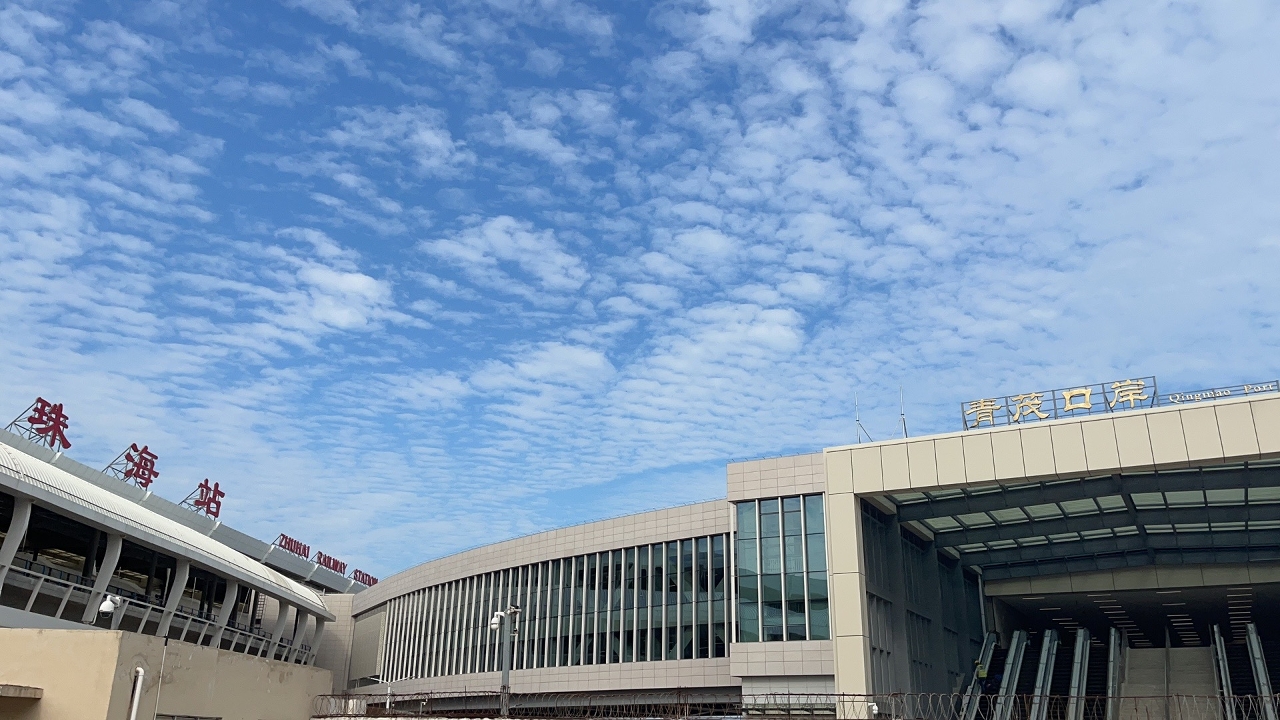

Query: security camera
[489,611,503,631]
[867,702,878,717]
[99,595,122,614]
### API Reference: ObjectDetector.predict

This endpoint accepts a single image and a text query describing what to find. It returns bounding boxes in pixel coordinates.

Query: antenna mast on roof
[899,386,909,439]
[855,393,874,443]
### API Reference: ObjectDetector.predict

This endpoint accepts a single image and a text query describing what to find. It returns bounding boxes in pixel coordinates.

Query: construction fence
[312,691,1280,720]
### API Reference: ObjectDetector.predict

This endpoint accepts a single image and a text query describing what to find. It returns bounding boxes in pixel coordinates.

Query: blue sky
[2,0,1277,577]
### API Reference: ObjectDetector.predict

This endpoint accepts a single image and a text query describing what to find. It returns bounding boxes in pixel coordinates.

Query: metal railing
[312,692,1280,720]
[0,561,315,665]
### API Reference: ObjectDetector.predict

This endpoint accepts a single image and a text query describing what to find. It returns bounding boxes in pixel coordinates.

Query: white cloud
[997,54,1082,112]
[111,97,180,134]
[4,0,1280,574]
[526,47,564,77]
[325,105,472,175]
[421,216,590,300]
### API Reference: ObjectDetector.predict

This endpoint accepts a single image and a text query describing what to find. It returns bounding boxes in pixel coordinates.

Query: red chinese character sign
[5,397,72,451]
[103,443,160,489]
[181,479,225,519]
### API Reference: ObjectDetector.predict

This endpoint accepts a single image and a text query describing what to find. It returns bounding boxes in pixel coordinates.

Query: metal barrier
[312,692,1280,719]
[0,561,314,664]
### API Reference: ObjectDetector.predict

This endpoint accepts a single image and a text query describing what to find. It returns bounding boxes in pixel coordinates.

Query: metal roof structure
[0,430,364,595]
[0,438,334,620]
[888,462,1280,581]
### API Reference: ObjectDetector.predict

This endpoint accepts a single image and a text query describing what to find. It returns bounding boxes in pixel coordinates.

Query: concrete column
[891,515,915,693]
[157,559,191,638]
[80,534,124,623]
[916,533,950,693]
[265,601,293,659]
[0,497,33,587]
[209,578,240,648]
[308,618,327,666]
[286,611,310,662]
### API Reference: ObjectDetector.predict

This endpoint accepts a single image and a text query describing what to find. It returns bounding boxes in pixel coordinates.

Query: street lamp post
[490,604,522,717]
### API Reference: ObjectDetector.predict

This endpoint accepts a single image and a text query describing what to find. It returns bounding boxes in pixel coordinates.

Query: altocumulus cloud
[0,0,1277,575]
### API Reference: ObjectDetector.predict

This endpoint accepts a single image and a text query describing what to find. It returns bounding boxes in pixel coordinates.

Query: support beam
[209,579,240,649]
[1066,628,1091,720]
[957,529,1280,569]
[156,559,191,638]
[0,497,33,587]
[897,466,1280,522]
[80,534,123,624]
[286,611,309,663]
[933,504,1280,547]
[1028,630,1059,720]
[983,546,1280,580]
[993,629,1029,720]
[264,602,292,659]
[1247,624,1277,720]
[308,618,327,666]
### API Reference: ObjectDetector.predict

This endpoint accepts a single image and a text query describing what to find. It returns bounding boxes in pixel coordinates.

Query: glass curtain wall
[733,493,829,643]
[375,532,729,684]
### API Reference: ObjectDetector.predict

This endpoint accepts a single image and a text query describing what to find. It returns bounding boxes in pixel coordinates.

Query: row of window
[734,495,830,642]
[378,534,730,683]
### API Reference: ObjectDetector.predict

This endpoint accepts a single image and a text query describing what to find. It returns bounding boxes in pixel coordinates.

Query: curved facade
[347,500,744,697]
[345,389,1280,715]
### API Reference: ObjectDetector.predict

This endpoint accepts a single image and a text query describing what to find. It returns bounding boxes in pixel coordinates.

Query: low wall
[0,628,331,720]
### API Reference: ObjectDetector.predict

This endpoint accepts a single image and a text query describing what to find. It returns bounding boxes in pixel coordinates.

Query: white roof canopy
[0,442,332,620]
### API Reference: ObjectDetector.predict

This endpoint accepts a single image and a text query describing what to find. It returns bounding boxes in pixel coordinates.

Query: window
[733,493,827,642]
[374,532,730,679]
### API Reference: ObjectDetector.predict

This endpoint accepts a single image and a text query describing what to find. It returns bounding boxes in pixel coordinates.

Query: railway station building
[5,378,1280,720]
[339,380,1280,719]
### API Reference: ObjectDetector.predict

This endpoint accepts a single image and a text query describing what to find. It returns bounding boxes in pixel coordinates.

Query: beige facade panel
[830,573,865,638]
[0,629,329,720]
[1217,402,1261,459]
[825,493,860,576]
[1079,418,1120,472]
[1180,405,1224,462]
[1145,410,1190,468]
[960,433,996,483]
[348,604,386,683]
[850,446,883,493]
[729,640,834,679]
[1254,397,1280,454]
[990,429,1026,481]
[379,658,738,696]
[314,594,356,693]
[826,394,1280,495]
[1019,426,1055,480]
[1112,414,1154,470]
[832,635,871,696]
[825,450,853,495]
[906,441,938,489]
[934,436,966,486]
[727,453,825,501]
[880,444,910,492]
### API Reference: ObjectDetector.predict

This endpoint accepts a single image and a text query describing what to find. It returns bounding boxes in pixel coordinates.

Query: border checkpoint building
[4,375,1280,720]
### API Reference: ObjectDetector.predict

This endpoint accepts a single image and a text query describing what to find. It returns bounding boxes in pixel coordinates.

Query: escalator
[1226,641,1261,720]
[1015,631,1045,696]
[965,644,1010,720]
[1213,624,1280,720]
[1049,633,1075,697]
[1082,637,1110,720]
[1264,637,1280,696]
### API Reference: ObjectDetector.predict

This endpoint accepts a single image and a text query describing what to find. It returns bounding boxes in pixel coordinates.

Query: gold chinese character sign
[961,376,1157,430]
